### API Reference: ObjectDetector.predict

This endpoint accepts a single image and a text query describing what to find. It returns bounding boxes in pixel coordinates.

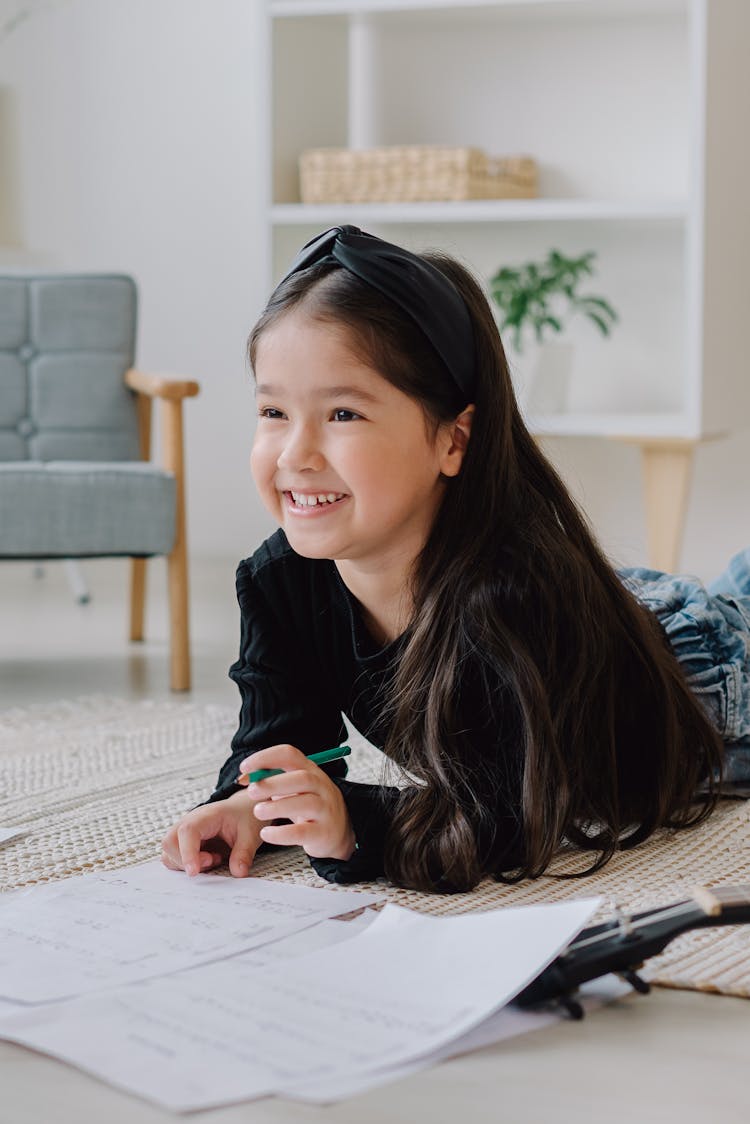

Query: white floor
[1,557,749,1124]
[0,556,241,709]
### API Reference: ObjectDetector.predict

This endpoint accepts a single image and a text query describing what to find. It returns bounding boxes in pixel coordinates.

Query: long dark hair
[249,254,723,892]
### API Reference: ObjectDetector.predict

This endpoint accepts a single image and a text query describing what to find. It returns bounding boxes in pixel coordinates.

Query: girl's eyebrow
[256,383,380,404]
[317,384,380,404]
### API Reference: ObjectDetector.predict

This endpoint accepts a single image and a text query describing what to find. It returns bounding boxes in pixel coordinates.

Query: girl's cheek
[249,441,271,486]
[249,448,279,514]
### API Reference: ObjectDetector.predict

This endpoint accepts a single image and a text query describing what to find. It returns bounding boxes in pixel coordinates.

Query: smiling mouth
[285,490,348,510]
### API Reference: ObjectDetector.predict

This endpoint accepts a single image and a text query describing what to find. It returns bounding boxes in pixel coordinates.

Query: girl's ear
[439,404,475,478]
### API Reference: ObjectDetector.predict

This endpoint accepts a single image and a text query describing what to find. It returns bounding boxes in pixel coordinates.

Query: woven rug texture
[1,697,749,998]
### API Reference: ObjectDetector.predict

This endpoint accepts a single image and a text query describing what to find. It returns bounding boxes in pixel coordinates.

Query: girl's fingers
[227,821,262,878]
[247,769,323,802]
[162,845,223,874]
[258,822,309,847]
[253,794,320,822]
[200,851,224,872]
[238,743,308,775]
[255,794,355,860]
[160,827,184,870]
[161,790,260,877]
[176,812,236,877]
[175,820,212,876]
[161,847,183,871]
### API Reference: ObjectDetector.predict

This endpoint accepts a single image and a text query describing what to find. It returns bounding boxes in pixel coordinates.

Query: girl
[162,225,750,893]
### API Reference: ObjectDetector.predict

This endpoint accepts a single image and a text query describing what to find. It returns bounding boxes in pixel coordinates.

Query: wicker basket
[299,145,538,204]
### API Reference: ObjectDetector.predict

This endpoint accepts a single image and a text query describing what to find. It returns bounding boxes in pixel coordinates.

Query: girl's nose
[276,426,326,473]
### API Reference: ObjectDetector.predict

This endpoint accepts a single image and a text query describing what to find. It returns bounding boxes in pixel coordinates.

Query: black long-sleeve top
[207,529,524,885]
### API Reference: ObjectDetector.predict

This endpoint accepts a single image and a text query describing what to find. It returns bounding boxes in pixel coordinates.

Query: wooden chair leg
[167,541,190,691]
[162,398,191,692]
[131,391,151,644]
[130,557,147,641]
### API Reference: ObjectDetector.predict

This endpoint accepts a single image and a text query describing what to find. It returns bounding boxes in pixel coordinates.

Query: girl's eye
[332,409,361,422]
[258,407,285,420]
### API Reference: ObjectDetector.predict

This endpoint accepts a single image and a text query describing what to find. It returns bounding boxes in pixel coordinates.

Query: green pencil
[238,745,351,785]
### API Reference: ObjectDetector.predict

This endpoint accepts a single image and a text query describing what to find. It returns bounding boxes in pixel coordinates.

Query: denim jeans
[617,548,750,784]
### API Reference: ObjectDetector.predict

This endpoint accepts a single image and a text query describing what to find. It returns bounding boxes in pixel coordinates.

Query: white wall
[0,0,277,563]
[0,0,747,581]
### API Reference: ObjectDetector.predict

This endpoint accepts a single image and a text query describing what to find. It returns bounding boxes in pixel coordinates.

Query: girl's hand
[161,789,263,878]
[240,743,356,862]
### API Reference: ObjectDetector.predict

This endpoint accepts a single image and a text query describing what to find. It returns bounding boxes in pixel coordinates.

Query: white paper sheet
[0,914,374,1026]
[0,860,380,1002]
[285,975,632,1103]
[0,896,600,1111]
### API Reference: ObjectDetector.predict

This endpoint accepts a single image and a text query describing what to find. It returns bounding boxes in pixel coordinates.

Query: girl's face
[251,310,466,574]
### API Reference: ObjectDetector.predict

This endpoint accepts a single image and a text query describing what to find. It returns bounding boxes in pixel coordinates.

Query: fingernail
[186,862,198,877]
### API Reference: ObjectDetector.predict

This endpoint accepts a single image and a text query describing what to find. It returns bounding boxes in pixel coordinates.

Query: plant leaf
[586,312,613,336]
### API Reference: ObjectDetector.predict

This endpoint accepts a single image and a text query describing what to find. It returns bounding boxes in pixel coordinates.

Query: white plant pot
[526,340,574,415]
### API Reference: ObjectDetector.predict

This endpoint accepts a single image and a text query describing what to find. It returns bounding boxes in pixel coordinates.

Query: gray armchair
[0,274,200,690]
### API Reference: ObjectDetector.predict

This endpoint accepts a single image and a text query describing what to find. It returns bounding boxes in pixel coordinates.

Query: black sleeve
[206,557,401,881]
[206,558,348,805]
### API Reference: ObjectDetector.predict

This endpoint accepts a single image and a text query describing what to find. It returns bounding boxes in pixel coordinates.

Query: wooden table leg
[639,439,696,573]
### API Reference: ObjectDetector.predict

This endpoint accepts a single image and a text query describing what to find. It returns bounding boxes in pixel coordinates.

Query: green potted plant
[490,249,618,352]
[489,249,618,413]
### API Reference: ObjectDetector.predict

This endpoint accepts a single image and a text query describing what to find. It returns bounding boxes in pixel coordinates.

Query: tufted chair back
[0,275,140,463]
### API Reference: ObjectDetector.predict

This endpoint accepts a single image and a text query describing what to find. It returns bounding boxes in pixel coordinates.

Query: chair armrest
[125,367,200,400]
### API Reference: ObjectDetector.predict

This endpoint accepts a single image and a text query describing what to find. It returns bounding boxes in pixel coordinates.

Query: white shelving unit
[265,0,750,566]
[270,199,689,225]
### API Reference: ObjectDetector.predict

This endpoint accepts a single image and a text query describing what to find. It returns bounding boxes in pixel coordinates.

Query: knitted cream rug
[1,696,749,998]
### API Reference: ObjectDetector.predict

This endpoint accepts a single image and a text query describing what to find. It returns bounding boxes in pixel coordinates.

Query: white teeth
[290,490,344,507]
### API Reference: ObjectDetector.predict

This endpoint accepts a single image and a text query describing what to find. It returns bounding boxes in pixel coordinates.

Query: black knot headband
[277,225,476,403]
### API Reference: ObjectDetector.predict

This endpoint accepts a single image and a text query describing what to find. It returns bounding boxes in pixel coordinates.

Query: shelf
[269,0,750,443]
[271,199,688,226]
[271,0,684,19]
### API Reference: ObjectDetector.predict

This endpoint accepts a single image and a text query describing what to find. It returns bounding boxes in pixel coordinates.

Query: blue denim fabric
[617,548,750,783]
